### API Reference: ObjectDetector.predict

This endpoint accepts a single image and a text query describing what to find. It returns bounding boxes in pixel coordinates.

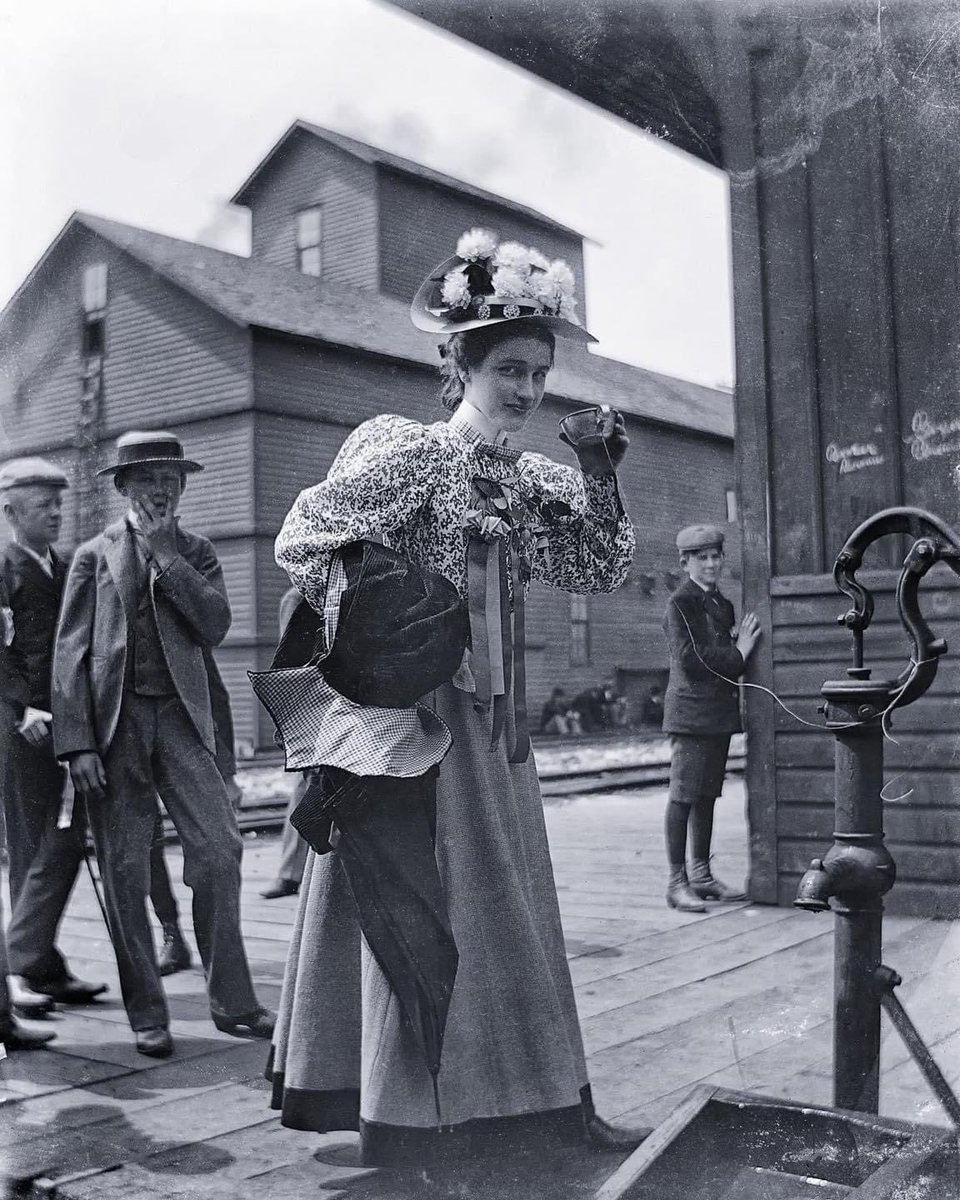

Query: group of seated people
[539,678,666,737]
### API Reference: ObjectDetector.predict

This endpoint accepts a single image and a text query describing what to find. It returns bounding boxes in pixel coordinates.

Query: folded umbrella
[291,763,458,1125]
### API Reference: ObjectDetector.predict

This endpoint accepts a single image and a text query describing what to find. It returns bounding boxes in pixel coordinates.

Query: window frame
[295,205,324,277]
[570,593,591,666]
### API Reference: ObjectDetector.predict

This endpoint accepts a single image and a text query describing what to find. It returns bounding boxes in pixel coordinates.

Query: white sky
[0,0,734,390]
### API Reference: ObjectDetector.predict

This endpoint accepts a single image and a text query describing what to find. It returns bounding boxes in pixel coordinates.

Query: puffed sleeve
[521,455,635,594]
[276,415,442,613]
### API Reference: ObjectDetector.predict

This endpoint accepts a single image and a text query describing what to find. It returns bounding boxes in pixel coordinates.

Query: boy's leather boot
[666,867,706,912]
[688,860,747,902]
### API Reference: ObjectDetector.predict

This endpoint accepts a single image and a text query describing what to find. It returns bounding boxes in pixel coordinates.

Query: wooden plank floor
[1,778,958,1198]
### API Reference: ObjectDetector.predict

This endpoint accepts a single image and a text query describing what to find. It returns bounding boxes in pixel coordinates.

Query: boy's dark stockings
[665,794,717,867]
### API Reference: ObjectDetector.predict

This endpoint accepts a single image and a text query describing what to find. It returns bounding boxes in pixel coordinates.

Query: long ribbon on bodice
[463,473,535,764]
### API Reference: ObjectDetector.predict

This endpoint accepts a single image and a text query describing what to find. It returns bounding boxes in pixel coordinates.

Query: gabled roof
[3,212,733,439]
[230,119,584,241]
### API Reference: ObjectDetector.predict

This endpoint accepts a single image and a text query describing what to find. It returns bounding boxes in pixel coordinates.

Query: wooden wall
[376,169,588,321]
[244,132,380,290]
[718,2,960,914]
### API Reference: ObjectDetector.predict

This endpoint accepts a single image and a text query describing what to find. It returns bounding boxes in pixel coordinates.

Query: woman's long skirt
[267,682,592,1166]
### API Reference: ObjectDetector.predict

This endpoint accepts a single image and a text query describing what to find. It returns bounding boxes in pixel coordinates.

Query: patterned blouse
[276,412,636,617]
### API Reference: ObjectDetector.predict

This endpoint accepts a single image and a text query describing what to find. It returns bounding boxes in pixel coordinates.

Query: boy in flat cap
[52,431,273,1058]
[0,566,56,1051]
[0,457,108,1011]
[662,524,761,912]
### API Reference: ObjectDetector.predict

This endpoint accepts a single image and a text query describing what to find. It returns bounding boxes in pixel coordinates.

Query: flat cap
[0,457,70,491]
[676,524,724,554]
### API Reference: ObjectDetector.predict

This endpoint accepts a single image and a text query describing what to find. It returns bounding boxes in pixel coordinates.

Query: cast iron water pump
[793,507,960,1123]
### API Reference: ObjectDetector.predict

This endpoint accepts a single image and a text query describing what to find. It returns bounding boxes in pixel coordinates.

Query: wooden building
[0,121,735,754]
[393,0,960,915]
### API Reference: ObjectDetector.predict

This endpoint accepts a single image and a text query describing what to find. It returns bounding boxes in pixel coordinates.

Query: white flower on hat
[527,270,562,310]
[558,294,580,322]
[544,259,575,299]
[491,266,527,299]
[441,266,472,309]
[456,228,497,262]
[528,248,550,271]
[493,242,533,275]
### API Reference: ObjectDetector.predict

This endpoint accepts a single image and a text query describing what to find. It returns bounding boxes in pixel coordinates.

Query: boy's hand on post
[69,751,107,801]
[736,612,762,660]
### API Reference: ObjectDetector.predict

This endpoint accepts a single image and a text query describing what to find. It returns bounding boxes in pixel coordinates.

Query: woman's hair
[438,323,556,411]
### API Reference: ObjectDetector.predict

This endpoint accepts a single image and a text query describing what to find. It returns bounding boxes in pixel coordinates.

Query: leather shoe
[666,869,707,913]
[688,861,747,902]
[212,1008,276,1039]
[136,1026,174,1058]
[157,926,192,976]
[10,976,56,1019]
[260,879,299,899]
[0,1019,57,1051]
[30,974,108,1005]
[584,1113,652,1152]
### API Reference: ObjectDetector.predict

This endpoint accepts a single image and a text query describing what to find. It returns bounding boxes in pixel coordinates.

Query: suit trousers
[90,693,258,1030]
[1,703,80,983]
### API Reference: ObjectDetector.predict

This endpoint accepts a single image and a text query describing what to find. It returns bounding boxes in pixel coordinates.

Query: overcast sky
[0,0,734,390]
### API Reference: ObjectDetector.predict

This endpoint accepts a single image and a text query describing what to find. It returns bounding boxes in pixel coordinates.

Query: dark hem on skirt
[267,1062,594,1167]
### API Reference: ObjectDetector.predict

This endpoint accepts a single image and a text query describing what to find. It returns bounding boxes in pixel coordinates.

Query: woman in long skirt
[268,229,646,1166]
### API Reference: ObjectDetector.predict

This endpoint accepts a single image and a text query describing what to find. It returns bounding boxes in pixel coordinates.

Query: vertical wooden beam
[712,12,779,903]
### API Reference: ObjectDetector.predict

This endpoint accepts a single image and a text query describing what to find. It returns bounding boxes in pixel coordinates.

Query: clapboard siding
[100,253,250,433]
[768,570,960,913]
[246,133,379,289]
[377,169,588,321]
[252,409,356,533]
[0,228,94,454]
[779,768,960,811]
[252,331,437,427]
[208,643,259,758]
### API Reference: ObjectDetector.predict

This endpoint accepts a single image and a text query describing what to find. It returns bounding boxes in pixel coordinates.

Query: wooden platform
[2,779,958,1198]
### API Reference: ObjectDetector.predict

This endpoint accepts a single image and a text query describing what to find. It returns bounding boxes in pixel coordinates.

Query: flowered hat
[411,228,596,344]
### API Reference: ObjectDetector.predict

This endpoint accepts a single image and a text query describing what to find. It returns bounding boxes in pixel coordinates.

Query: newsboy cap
[676,524,725,554]
[0,457,70,491]
[97,430,203,476]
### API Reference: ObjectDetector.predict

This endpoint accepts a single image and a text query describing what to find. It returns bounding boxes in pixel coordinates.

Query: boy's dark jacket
[0,542,67,714]
[662,576,744,735]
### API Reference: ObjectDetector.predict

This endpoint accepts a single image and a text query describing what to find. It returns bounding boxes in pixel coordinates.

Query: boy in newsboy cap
[662,524,761,912]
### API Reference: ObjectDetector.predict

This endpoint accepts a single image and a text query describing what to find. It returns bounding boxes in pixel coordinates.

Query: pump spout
[794,858,833,913]
[793,839,896,914]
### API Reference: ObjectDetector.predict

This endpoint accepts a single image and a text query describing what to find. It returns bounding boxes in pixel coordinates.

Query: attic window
[296,206,323,277]
[81,263,108,357]
[82,263,108,314]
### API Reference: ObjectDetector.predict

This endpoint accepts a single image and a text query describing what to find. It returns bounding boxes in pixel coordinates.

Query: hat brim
[410,256,597,345]
[97,457,204,477]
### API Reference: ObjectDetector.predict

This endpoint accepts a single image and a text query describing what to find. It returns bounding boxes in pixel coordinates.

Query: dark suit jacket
[0,543,66,714]
[662,576,744,735]
[52,518,231,758]
[0,572,27,713]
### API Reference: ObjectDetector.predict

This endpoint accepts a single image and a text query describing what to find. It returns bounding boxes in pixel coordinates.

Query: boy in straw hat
[52,431,273,1058]
[662,524,761,912]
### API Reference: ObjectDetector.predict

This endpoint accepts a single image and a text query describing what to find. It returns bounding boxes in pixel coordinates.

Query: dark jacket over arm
[662,577,744,735]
